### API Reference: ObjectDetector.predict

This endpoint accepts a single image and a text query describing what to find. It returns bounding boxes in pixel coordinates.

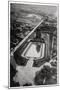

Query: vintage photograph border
[8,1,59,89]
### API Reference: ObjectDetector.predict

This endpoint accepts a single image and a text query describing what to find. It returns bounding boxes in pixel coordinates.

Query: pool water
[21,42,45,59]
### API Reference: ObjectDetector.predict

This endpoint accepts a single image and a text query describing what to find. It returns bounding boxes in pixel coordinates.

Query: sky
[13,3,57,17]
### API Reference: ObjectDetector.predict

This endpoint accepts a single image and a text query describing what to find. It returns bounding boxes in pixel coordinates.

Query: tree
[34,65,57,85]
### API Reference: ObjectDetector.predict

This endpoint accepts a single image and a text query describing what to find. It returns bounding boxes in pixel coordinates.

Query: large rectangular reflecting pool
[21,42,45,59]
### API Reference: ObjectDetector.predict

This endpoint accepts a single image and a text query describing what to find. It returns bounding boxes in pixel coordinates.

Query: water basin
[21,42,45,59]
